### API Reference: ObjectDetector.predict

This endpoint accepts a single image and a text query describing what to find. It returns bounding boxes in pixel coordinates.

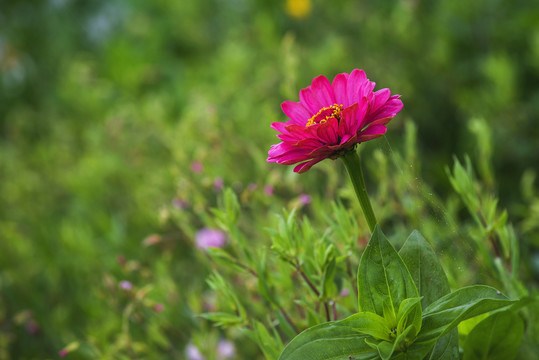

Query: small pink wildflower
[214,177,224,191]
[217,339,236,359]
[191,161,203,174]
[119,280,133,291]
[340,288,350,297]
[154,303,164,312]
[186,343,205,360]
[58,342,79,357]
[298,193,311,205]
[195,228,227,249]
[267,69,403,172]
[59,349,69,357]
[264,185,274,196]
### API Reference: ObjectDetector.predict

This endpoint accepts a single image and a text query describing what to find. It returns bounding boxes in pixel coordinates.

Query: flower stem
[341,149,377,233]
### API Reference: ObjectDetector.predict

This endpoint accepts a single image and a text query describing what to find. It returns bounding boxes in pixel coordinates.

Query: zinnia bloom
[267,69,403,173]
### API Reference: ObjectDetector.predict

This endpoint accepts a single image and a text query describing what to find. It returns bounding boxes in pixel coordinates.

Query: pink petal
[369,96,403,121]
[346,69,367,106]
[371,88,391,112]
[340,134,359,148]
[293,156,327,173]
[268,139,321,161]
[283,124,311,140]
[352,97,370,133]
[276,133,301,142]
[367,116,393,128]
[299,88,322,113]
[271,122,289,133]
[273,138,325,164]
[358,80,376,99]
[357,124,387,142]
[268,147,312,164]
[307,145,335,158]
[339,133,353,145]
[281,101,311,125]
[332,73,349,106]
[311,75,335,106]
[316,117,339,144]
[338,102,358,137]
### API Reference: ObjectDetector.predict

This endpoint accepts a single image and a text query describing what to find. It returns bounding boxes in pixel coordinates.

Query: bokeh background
[1,0,539,358]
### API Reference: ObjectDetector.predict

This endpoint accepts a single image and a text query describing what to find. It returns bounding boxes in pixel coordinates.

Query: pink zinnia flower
[267,69,403,173]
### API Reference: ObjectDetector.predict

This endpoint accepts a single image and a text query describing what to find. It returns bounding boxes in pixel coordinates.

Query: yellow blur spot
[285,0,312,20]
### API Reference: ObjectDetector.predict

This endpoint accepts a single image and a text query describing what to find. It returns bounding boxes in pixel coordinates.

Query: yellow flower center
[305,104,343,127]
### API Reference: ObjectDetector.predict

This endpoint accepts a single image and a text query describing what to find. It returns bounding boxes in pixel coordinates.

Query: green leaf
[343,312,393,341]
[383,299,397,328]
[321,257,337,299]
[396,297,422,338]
[462,311,524,360]
[399,231,459,359]
[365,338,394,360]
[278,320,378,360]
[391,339,438,360]
[426,329,459,360]
[418,285,517,342]
[398,231,450,309]
[246,321,283,360]
[199,312,243,327]
[357,225,418,317]
[275,310,298,340]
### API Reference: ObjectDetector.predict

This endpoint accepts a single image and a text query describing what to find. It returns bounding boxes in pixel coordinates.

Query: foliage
[1,0,539,359]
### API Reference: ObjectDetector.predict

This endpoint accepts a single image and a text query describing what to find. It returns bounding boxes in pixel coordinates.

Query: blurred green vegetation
[1,0,539,358]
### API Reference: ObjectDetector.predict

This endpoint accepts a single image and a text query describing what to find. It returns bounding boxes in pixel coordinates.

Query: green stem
[341,149,377,233]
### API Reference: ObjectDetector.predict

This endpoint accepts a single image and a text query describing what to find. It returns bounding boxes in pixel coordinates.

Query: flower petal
[346,69,367,106]
[267,145,313,164]
[338,102,358,137]
[281,101,311,125]
[367,116,393,127]
[311,75,335,106]
[340,134,359,148]
[316,117,339,144]
[357,124,387,142]
[293,156,327,173]
[369,95,403,121]
[371,88,391,112]
[299,88,322,113]
[271,121,289,133]
[347,97,369,134]
[358,79,376,99]
[332,73,349,106]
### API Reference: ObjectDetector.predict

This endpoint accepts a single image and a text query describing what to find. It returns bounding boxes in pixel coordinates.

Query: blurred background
[1,0,539,358]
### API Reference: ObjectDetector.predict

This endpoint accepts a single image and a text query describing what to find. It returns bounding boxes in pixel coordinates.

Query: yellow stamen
[305,104,343,127]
